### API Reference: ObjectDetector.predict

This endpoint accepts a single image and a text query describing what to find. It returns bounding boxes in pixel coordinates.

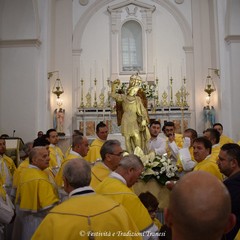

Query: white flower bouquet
[115,82,157,99]
[134,147,178,185]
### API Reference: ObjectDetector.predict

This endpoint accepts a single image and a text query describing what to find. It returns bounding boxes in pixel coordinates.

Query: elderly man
[13,147,59,240]
[0,137,16,196]
[218,143,240,240]
[90,139,123,189]
[32,158,142,240]
[96,154,158,239]
[85,121,109,163]
[193,137,223,180]
[164,171,236,240]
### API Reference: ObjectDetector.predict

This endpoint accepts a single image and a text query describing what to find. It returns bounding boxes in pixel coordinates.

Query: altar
[74,107,191,142]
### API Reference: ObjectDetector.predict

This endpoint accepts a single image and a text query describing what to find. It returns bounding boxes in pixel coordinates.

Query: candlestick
[90,68,92,90]
[102,68,105,88]
[107,78,111,108]
[155,77,160,107]
[79,78,84,109]
[169,77,174,107]
[93,78,98,108]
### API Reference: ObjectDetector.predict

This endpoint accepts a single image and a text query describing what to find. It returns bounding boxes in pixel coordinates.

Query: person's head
[29,147,50,170]
[115,154,144,188]
[72,130,83,138]
[63,158,91,193]
[193,137,212,162]
[96,122,108,141]
[46,128,59,145]
[203,128,220,145]
[37,131,43,138]
[21,141,34,159]
[33,135,50,152]
[164,122,175,137]
[0,138,6,155]
[183,128,198,146]
[72,135,89,158]
[100,140,123,171]
[149,121,161,138]
[139,191,159,220]
[164,171,236,240]
[213,123,223,136]
[217,143,240,177]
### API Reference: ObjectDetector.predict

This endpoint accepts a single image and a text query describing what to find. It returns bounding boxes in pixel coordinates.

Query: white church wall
[0,0,37,39]
[0,47,39,141]
[73,0,193,130]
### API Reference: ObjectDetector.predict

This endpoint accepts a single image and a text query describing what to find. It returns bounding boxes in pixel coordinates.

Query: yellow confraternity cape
[90,161,111,189]
[85,138,104,163]
[32,189,142,240]
[193,156,223,181]
[49,145,64,168]
[95,174,153,232]
[55,151,82,187]
[16,166,59,212]
[0,154,16,185]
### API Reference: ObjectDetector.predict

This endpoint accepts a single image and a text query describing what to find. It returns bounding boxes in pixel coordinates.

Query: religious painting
[173,119,188,134]
[85,121,95,136]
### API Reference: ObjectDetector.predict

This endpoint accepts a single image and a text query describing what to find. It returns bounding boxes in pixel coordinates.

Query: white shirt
[148,136,167,155]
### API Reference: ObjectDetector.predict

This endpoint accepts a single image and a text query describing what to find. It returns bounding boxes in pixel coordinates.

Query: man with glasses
[90,140,123,189]
[96,154,158,239]
[217,143,240,240]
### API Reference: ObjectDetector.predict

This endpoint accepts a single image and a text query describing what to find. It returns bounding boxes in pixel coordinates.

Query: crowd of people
[0,120,240,240]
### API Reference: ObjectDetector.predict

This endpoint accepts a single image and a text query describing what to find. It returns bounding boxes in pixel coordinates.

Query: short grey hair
[100,139,121,160]
[29,146,45,164]
[72,135,84,148]
[63,158,91,188]
[118,154,143,170]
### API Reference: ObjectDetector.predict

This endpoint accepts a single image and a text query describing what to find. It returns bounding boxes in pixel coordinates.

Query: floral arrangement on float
[115,82,158,100]
[134,147,178,185]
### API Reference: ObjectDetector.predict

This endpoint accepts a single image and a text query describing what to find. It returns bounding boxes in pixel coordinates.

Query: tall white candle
[90,68,92,90]
[102,68,104,88]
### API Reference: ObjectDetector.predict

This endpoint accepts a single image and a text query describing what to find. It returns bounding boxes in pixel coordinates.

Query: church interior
[1,1,240,239]
[0,0,240,143]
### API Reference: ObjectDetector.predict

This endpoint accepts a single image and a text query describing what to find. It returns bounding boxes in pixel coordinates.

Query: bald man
[164,171,236,240]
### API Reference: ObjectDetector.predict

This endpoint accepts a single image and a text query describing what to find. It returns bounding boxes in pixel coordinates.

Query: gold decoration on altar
[155,78,160,107]
[98,92,105,108]
[85,92,92,108]
[160,91,168,107]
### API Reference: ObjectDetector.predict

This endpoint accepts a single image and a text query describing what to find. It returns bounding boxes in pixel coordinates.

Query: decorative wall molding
[0,39,41,48]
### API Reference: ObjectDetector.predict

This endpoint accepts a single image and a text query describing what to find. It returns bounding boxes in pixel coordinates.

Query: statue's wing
[115,89,124,126]
[137,89,149,122]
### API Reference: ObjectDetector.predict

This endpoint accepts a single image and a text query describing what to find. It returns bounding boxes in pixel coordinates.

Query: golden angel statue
[111,74,150,154]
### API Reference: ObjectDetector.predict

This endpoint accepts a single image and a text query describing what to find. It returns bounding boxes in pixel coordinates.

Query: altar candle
[90,68,92,90]
[102,68,104,87]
